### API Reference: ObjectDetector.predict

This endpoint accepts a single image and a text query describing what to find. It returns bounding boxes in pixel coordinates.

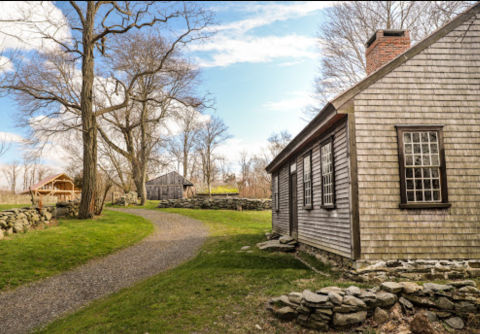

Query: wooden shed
[20,173,81,202]
[146,171,195,200]
[266,3,480,263]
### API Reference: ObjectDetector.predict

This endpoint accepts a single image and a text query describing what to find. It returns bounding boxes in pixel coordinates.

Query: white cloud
[214,2,333,35]
[194,1,333,67]
[0,1,70,52]
[198,35,316,67]
[0,56,13,72]
[262,91,315,112]
[0,131,24,143]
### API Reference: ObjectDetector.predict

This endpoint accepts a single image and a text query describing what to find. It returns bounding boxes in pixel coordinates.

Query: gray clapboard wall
[295,118,352,258]
[146,171,194,201]
[272,118,353,258]
[354,14,480,260]
[272,164,290,235]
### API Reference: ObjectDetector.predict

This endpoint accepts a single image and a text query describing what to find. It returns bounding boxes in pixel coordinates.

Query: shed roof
[146,171,194,186]
[266,2,480,174]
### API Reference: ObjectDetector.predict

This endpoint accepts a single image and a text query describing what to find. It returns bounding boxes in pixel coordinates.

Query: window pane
[404,133,412,143]
[424,179,431,190]
[423,168,430,178]
[407,191,415,201]
[413,133,420,142]
[433,191,440,201]
[406,168,413,178]
[416,191,423,201]
[407,180,414,189]
[405,144,413,154]
[425,191,432,201]
[414,144,421,154]
[406,156,413,165]
[430,132,437,142]
[415,168,422,178]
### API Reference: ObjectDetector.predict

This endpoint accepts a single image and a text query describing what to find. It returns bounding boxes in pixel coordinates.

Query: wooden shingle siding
[295,118,353,258]
[272,164,290,235]
[354,14,480,260]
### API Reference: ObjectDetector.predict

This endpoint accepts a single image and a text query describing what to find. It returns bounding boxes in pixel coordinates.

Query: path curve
[0,208,208,334]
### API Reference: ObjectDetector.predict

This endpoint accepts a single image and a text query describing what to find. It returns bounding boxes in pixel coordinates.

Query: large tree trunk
[78,3,97,219]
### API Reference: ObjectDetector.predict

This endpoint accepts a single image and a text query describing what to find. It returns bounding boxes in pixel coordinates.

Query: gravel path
[0,209,208,334]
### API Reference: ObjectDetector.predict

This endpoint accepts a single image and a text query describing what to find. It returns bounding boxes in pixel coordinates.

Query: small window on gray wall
[303,152,312,209]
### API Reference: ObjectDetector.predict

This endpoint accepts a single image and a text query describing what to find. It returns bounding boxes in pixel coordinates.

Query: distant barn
[146,171,195,200]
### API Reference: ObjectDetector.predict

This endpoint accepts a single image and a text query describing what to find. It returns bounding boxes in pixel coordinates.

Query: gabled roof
[266,2,480,174]
[21,173,73,194]
[146,171,194,186]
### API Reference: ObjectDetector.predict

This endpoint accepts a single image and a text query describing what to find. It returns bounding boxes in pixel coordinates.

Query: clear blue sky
[0,1,331,166]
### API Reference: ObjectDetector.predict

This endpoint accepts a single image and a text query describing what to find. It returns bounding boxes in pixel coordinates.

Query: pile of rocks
[115,192,139,206]
[0,206,56,240]
[56,201,80,218]
[257,235,298,252]
[268,280,480,331]
[157,197,272,211]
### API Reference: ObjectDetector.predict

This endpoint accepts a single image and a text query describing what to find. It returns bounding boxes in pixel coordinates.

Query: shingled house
[266,3,480,263]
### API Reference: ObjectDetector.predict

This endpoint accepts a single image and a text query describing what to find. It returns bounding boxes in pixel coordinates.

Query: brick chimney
[365,29,410,75]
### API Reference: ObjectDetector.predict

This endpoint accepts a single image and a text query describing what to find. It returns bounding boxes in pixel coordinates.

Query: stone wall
[56,201,80,218]
[157,197,272,211]
[269,281,479,331]
[299,243,480,283]
[0,206,56,240]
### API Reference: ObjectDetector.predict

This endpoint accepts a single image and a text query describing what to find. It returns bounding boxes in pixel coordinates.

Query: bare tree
[2,160,21,193]
[307,0,473,118]
[0,134,11,158]
[0,1,214,218]
[196,116,232,198]
[96,31,208,205]
[173,107,203,179]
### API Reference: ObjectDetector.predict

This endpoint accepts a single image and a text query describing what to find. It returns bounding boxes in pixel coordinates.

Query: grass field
[0,210,153,291]
[35,209,355,334]
[0,204,35,211]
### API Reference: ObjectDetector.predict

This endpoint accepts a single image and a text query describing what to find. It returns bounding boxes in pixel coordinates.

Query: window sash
[396,126,449,208]
[303,154,312,207]
[321,142,333,205]
[274,175,279,211]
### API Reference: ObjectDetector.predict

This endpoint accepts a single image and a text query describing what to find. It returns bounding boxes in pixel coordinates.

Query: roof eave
[266,103,337,173]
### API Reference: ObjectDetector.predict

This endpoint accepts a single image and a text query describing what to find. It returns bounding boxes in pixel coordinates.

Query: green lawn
[0,210,153,291]
[0,204,34,211]
[35,209,352,334]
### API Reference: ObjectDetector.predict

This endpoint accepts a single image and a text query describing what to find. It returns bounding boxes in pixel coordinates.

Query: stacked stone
[268,280,480,331]
[0,206,56,240]
[344,259,480,282]
[114,192,139,206]
[156,198,272,211]
[56,201,80,218]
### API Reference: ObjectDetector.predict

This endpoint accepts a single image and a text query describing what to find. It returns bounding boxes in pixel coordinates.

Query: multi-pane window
[303,153,312,208]
[274,175,279,211]
[321,139,335,207]
[396,126,450,209]
[403,131,441,202]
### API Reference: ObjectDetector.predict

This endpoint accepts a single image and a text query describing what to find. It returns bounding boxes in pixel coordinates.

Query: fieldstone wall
[0,206,56,240]
[299,243,480,283]
[269,281,480,332]
[157,197,272,211]
[114,192,139,206]
[56,201,80,218]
